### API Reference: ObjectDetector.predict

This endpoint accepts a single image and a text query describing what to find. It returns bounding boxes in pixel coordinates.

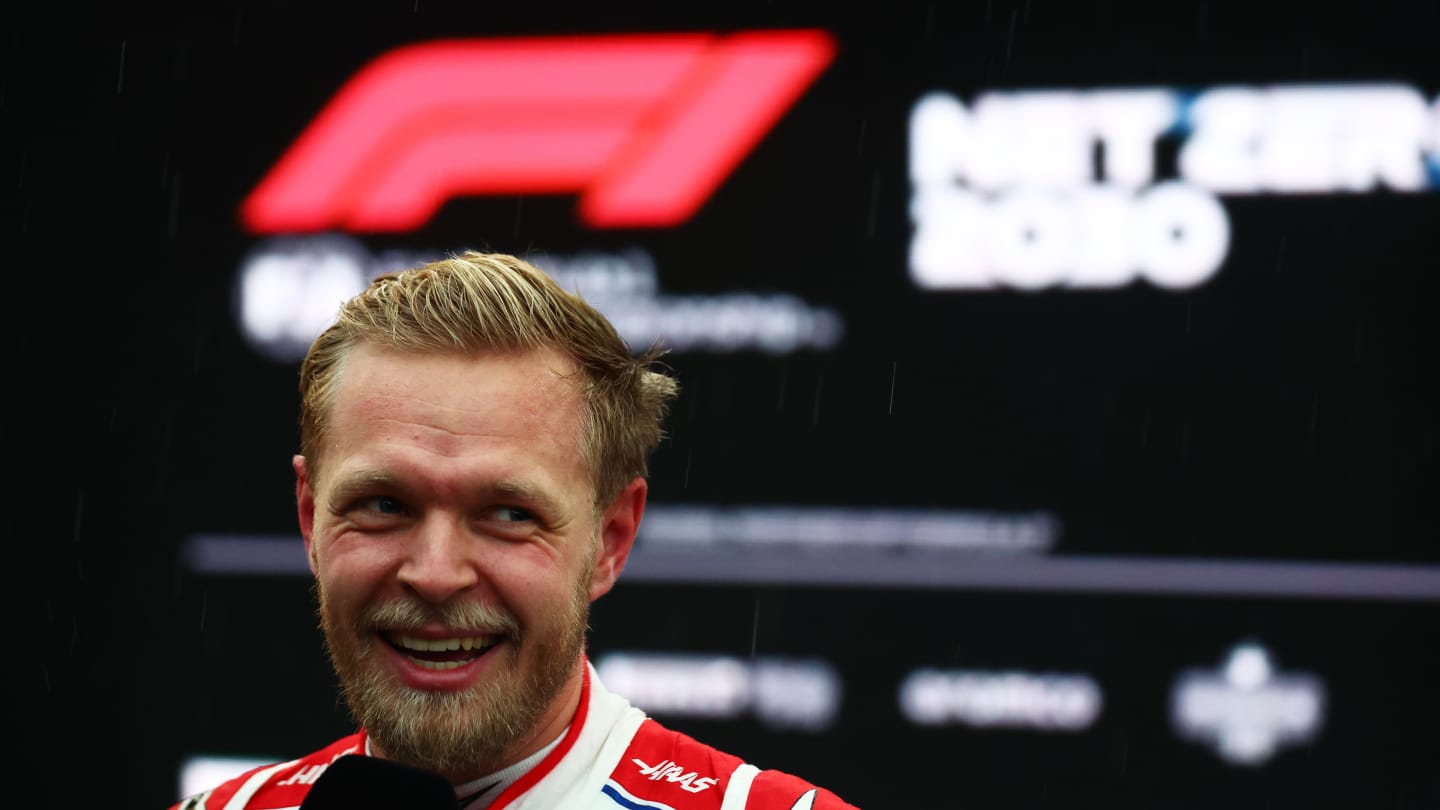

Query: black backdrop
[11,2,1439,808]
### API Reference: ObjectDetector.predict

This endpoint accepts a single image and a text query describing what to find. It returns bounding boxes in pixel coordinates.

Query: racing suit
[170,659,860,809]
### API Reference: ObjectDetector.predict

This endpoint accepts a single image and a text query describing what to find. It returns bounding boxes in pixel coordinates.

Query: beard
[314,553,594,778]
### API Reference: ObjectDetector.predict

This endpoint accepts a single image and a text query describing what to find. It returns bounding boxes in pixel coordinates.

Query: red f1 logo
[241,30,835,233]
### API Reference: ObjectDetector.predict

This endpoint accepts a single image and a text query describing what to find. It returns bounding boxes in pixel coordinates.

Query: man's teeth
[392,634,497,652]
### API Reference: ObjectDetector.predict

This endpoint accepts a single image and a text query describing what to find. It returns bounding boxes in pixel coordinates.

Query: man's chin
[355,667,546,775]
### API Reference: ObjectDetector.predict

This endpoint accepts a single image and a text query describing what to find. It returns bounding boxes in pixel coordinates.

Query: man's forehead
[314,343,591,479]
[333,346,580,424]
[327,344,580,428]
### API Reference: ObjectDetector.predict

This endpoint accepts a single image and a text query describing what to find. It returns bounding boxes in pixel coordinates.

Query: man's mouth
[384,633,503,671]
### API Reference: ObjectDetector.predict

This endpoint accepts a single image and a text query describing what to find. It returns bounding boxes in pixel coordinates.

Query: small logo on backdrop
[1170,640,1326,765]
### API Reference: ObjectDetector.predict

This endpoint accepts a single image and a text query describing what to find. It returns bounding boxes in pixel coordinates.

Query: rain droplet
[811,372,824,426]
[750,598,761,657]
[889,361,898,415]
[117,39,127,94]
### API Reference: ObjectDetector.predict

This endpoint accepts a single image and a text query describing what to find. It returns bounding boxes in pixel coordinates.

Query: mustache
[358,598,522,637]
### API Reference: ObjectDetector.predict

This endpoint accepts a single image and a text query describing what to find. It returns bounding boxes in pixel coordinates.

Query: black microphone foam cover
[298,754,456,809]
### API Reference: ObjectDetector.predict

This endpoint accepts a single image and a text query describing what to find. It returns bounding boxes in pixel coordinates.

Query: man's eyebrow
[491,479,565,515]
[326,471,569,514]
[327,469,400,500]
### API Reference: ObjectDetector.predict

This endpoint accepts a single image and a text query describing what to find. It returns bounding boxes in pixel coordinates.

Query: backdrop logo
[241,31,835,233]
[909,83,1440,291]
[1169,640,1325,766]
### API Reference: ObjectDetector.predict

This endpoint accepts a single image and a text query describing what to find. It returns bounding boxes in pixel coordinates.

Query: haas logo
[631,758,719,794]
[242,31,835,233]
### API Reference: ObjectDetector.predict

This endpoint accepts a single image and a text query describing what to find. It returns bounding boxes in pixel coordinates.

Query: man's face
[293,344,643,781]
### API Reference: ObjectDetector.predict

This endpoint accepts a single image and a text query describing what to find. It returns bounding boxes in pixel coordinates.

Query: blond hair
[298,250,679,506]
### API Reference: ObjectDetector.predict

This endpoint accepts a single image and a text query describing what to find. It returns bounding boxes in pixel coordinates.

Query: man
[172,251,860,809]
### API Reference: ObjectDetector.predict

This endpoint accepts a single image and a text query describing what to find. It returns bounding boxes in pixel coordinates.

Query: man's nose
[396,517,481,602]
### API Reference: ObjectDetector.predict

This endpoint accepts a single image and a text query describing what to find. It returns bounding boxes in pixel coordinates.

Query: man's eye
[360,495,405,514]
[494,506,535,523]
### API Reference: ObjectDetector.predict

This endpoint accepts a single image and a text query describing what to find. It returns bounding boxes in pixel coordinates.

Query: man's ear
[293,454,320,576]
[590,477,646,601]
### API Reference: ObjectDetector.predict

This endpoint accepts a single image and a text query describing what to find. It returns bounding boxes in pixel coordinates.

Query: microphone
[299,754,456,809]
